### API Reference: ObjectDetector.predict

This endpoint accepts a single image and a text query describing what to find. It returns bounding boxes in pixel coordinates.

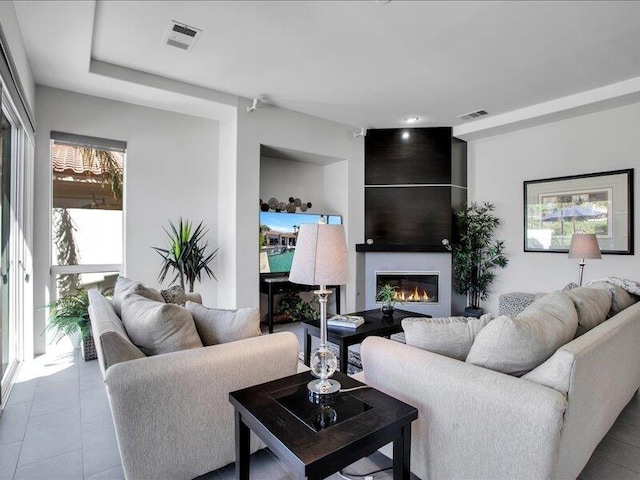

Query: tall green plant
[445,202,508,309]
[152,218,218,292]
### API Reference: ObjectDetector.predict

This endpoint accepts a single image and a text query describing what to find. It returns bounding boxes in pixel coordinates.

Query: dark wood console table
[260,275,341,333]
[303,308,430,373]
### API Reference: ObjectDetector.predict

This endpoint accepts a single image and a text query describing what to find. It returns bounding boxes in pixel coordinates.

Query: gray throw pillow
[466,291,578,376]
[121,294,203,356]
[565,286,612,336]
[186,301,261,346]
[588,281,636,317]
[161,285,188,305]
[112,276,165,316]
[402,314,493,361]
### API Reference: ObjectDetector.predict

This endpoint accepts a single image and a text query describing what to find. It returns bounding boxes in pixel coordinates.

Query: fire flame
[393,286,430,302]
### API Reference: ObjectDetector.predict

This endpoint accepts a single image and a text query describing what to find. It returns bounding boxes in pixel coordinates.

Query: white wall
[220,99,364,311]
[259,156,327,212]
[0,1,35,112]
[469,101,640,314]
[34,86,219,353]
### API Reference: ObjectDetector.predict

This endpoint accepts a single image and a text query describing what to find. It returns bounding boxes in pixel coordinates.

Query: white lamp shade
[568,233,602,259]
[289,224,349,286]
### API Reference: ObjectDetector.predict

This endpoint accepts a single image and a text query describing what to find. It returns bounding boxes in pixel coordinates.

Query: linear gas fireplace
[375,271,439,305]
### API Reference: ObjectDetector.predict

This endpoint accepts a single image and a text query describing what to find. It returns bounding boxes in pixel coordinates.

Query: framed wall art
[524,169,634,254]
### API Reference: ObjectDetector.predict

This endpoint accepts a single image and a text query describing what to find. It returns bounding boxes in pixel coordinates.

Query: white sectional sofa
[88,287,300,480]
[356,284,640,480]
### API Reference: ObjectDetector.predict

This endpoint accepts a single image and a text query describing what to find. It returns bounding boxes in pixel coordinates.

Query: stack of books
[327,315,365,329]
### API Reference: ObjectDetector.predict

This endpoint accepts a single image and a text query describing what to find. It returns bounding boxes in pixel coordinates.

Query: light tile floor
[1,323,639,480]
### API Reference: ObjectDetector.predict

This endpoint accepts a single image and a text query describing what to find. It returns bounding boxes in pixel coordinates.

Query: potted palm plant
[444,201,508,317]
[153,218,218,292]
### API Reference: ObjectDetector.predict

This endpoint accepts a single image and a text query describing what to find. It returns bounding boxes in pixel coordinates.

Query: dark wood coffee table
[229,371,418,480]
[303,309,430,373]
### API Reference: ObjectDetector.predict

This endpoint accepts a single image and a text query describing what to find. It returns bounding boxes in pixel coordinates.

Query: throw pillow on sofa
[112,276,165,316]
[587,281,636,317]
[121,293,203,356]
[402,314,493,361]
[565,286,612,336]
[160,285,188,305]
[466,291,578,376]
[186,301,261,346]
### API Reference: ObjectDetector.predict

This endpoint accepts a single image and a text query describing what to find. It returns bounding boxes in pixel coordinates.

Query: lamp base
[307,378,341,403]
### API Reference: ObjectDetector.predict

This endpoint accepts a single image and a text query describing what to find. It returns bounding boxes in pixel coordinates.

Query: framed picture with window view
[524,169,634,254]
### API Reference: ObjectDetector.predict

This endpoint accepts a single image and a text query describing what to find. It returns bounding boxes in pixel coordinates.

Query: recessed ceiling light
[402,131,410,140]
[404,116,419,123]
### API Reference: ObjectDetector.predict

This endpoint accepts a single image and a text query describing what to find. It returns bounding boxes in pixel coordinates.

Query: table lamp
[289,222,348,400]
[568,233,601,286]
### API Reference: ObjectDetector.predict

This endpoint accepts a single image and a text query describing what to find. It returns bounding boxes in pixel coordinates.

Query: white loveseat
[356,287,640,479]
[88,289,300,480]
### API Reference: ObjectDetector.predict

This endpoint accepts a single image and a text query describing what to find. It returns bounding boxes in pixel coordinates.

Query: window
[50,133,125,302]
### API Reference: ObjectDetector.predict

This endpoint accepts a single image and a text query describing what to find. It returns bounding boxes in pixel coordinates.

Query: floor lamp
[568,233,601,286]
[289,223,348,401]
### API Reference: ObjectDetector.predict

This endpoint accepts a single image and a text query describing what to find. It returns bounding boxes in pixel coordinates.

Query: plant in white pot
[444,202,508,317]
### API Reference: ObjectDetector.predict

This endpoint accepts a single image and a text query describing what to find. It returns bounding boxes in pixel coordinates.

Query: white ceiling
[13,0,640,133]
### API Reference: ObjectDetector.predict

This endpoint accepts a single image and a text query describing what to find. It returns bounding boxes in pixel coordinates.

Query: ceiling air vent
[457,109,489,121]
[163,21,202,52]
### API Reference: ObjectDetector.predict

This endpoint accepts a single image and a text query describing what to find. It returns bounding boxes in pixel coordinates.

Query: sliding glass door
[0,109,12,388]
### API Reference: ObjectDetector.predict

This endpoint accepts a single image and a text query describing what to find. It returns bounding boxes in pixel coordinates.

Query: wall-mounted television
[259,211,342,274]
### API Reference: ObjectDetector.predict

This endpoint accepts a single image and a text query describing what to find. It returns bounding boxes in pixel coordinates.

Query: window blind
[50,131,127,153]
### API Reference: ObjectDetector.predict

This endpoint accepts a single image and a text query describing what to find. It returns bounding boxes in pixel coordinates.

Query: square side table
[229,371,418,480]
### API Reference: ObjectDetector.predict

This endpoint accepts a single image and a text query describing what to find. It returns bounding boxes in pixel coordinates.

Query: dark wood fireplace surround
[356,127,467,252]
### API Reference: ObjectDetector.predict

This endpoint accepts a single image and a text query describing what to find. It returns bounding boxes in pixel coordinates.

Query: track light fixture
[247,98,260,113]
[353,127,367,138]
